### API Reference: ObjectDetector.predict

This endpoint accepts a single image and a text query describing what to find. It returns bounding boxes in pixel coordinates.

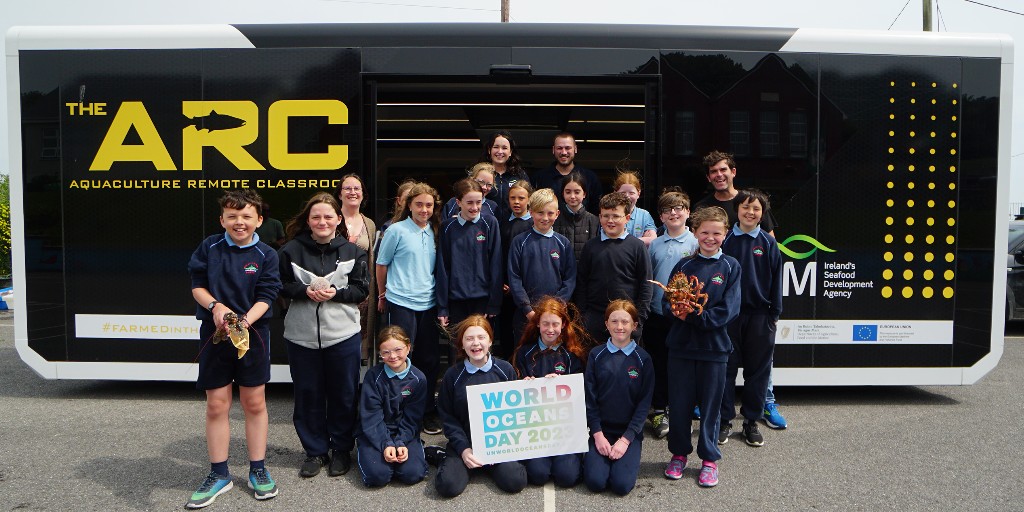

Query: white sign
[775,320,953,345]
[75,314,201,339]
[466,374,589,465]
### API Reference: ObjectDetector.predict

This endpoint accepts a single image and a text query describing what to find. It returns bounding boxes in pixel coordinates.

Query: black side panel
[19,48,362,364]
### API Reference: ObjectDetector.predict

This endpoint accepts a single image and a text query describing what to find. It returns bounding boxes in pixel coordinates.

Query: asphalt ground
[1,310,1021,511]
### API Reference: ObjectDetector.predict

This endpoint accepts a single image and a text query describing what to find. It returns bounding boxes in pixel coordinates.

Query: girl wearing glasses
[356,325,429,487]
[442,163,500,219]
[613,171,658,247]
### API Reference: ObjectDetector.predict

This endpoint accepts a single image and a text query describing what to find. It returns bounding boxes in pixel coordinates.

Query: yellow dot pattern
[884,80,959,300]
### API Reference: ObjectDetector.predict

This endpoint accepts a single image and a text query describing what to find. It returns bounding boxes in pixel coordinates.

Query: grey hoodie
[278,233,369,350]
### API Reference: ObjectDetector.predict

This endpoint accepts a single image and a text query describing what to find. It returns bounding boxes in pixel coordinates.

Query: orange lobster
[649,272,709,318]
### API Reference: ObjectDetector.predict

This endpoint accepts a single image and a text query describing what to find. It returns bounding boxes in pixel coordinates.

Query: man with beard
[532,133,603,214]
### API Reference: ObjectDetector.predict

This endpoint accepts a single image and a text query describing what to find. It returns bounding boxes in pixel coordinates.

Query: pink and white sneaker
[698,461,718,487]
[664,455,686,480]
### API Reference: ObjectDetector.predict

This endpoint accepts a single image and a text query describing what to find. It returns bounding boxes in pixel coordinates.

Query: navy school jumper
[435,214,504,318]
[664,251,741,462]
[512,341,585,486]
[435,356,527,497]
[583,341,654,495]
[357,362,429,486]
[507,229,576,314]
[720,225,784,424]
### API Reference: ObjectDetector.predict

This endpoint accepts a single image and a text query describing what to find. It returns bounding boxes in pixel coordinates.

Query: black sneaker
[424,445,446,467]
[742,421,764,447]
[328,450,351,477]
[422,413,443,435]
[718,422,731,445]
[649,411,669,439]
[299,455,328,478]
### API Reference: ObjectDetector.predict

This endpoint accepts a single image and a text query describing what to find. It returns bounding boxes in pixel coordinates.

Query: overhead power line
[889,0,913,30]
[964,0,1024,16]
[936,0,949,30]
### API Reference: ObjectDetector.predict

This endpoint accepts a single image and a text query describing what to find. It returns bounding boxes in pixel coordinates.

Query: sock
[250,459,265,472]
[211,460,229,477]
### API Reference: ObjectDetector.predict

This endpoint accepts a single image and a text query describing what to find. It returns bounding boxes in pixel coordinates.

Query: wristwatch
[207,300,219,311]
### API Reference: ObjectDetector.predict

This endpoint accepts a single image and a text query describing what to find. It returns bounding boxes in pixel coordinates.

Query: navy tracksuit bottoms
[286,333,361,457]
[720,311,776,424]
[583,433,643,496]
[667,356,726,462]
[356,436,428,487]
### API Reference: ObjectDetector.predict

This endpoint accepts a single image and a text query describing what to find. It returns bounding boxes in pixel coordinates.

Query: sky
[2,0,1022,204]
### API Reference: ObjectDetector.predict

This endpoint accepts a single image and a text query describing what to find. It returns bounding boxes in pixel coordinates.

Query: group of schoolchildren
[184,134,785,508]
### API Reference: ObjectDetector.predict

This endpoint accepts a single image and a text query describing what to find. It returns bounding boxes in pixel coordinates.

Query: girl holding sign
[435,315,528,498]
[512,296,588,487]
[356,326,429,487]
[582,299,654,496]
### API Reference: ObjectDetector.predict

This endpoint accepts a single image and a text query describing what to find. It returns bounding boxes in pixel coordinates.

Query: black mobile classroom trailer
[5,23,1012,384]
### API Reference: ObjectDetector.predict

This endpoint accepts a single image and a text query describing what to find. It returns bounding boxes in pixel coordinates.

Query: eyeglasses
[341,186,362,193]
[600,213,625,221]
[660,205,687,214]
[474,179,494,189]
[379,347,408,358]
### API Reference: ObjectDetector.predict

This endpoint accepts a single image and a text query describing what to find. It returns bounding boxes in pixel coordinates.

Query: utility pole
[501,0,510,22]
[923,0,933,31]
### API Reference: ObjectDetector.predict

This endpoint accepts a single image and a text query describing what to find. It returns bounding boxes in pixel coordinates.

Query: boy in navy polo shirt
[662,206,740,488]
[719,189,783,448]
[186,190,282,508]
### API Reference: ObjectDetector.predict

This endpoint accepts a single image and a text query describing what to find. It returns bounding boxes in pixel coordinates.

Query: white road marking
[544,481,556,512]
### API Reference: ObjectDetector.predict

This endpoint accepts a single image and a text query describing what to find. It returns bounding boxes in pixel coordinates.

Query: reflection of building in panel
[661,52,844,202]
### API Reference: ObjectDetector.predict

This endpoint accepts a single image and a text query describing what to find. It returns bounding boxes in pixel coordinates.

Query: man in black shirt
[693,150,776,235]
[532,133,603,214]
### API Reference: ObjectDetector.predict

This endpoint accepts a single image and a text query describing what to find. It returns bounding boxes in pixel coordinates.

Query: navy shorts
[196,320,271,390]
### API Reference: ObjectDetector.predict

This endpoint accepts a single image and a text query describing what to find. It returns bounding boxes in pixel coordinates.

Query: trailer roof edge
[781,28,1012,59]
[6,25,254,53]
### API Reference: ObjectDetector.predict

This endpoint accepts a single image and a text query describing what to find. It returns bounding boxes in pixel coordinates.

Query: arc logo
[83,99,349,171]
[243,262,259,274]
[626,367,639,379]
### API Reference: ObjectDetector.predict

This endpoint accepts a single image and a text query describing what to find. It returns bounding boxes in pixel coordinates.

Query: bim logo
[778,235,835,260]
[780,235,836,298]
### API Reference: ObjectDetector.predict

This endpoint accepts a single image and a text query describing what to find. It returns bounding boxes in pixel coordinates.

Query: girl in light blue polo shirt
[376,182,445,435]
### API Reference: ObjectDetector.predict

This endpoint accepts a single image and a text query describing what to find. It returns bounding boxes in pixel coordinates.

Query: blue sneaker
[186,471,233,509]
[248,468,278,500]
[763,402,788,430]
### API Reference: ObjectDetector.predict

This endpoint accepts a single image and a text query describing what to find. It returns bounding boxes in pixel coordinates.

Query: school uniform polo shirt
[376,217,436,311]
